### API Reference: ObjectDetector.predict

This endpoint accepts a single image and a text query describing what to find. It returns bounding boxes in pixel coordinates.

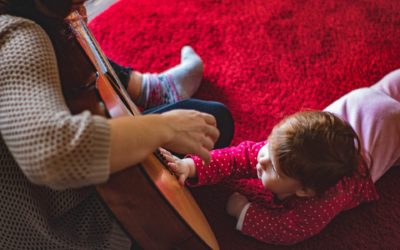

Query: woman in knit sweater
[0,0,234,249]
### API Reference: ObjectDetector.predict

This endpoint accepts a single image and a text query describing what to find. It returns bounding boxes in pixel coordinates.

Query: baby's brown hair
[268,111,365,196]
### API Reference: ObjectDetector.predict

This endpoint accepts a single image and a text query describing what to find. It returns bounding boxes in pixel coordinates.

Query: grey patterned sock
[137,46,204,109]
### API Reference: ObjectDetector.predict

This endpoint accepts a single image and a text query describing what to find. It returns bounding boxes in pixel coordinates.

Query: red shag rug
[89,0,400,248]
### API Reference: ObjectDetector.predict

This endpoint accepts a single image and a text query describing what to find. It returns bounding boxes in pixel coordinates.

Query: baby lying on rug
[161,69,400,245]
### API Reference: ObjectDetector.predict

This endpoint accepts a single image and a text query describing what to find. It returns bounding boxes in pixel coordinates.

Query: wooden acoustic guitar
[65,11,219,250]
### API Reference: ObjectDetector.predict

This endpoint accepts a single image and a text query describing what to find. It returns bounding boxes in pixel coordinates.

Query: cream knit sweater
[0,15,131,249]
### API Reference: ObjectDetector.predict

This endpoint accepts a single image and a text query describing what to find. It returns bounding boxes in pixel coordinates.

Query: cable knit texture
[0,15,130,249]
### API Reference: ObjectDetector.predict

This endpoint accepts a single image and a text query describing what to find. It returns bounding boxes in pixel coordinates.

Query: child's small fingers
[168,162,178,171]
[159,148,171,156]
[179,175,186,186]
[163,154,174,162]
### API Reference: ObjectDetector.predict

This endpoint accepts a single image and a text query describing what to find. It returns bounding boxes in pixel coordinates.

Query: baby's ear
[295,187,316,197]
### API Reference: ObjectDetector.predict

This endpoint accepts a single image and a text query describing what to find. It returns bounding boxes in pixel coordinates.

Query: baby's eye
[270,164,280,177]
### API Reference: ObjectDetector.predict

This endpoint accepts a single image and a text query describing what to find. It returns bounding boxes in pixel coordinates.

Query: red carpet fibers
[89,0,400,248]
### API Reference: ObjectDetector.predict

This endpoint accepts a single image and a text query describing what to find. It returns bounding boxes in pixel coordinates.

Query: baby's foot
[137,46,204,109]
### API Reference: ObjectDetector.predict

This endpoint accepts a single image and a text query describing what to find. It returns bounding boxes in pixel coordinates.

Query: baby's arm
[162,141,265,186]
[234,195,349,245]
[159,148,196,185]
[226,192,251,229]
[189,141,265,186]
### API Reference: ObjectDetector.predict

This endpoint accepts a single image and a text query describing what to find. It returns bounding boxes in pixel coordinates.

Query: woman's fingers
[200,113,219,143]
[196,146,212,165]
[205,124,220,144]
[201,113,217,126]
[201,134,215,151]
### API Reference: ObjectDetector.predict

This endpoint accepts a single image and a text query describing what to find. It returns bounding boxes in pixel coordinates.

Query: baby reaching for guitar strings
[161,69,400,245]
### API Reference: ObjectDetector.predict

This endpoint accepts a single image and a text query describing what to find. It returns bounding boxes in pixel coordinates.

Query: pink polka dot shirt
[188,141,378,245]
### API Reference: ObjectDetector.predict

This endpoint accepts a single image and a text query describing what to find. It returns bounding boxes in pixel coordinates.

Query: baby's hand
[226,192,249,219]
[159,148,196,185]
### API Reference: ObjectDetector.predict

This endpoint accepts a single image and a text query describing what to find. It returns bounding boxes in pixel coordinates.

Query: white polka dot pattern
[0,15,130,249]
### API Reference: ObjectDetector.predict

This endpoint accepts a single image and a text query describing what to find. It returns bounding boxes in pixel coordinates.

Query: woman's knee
[206,101,234,148]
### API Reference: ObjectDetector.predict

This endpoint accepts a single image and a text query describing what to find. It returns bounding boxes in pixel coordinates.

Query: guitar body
[97,146,213,249]
[55,12,219,250]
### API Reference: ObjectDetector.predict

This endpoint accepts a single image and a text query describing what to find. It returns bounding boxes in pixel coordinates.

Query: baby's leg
[371,69,400,101]
[370,69,400,172]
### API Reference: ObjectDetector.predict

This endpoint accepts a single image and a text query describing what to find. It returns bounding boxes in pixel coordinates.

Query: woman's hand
[226,192,249,219]
[108,109,219,174]
[161,110,219,165]
[159,148,196,185]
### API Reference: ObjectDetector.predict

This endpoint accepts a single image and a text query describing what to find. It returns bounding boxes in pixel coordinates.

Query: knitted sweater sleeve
[0,16,111,190]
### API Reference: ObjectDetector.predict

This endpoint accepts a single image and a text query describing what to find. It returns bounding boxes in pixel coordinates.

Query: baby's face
[256,143,303,200]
